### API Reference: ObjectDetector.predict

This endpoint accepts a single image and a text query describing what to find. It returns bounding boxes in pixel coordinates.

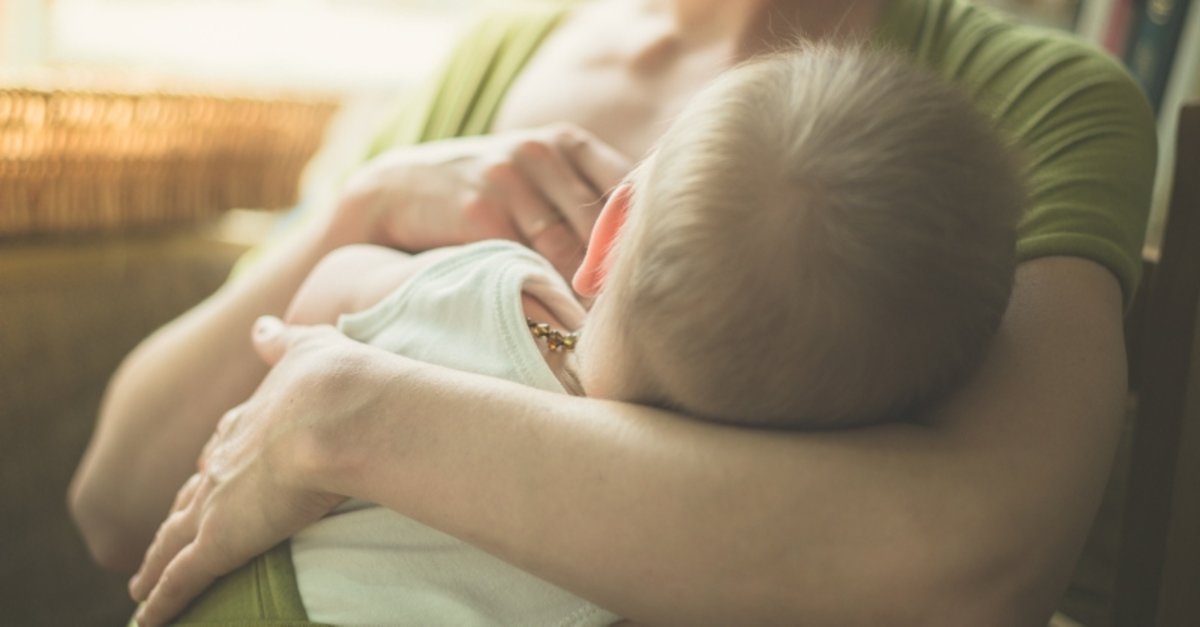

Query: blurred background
[4,0,489,87]
[0,2,501,625]
[2,0,510,227]
[0,0,1195,625]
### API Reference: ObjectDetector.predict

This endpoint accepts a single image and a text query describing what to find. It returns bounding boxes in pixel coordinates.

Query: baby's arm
[286,244,459,326]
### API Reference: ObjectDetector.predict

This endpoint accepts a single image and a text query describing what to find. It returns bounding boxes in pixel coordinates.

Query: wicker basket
[0,87,338,237]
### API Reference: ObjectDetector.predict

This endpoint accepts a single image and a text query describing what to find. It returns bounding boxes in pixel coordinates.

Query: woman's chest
[490,10,731,161]
[493,64,663,160]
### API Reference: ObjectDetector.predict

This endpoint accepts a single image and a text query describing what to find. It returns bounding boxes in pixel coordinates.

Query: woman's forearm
[319,361,986,624]
[313,257,1127,625]
[69,217,349,571]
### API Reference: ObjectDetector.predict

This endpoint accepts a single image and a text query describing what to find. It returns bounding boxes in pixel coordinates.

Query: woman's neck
[643,0,887,56]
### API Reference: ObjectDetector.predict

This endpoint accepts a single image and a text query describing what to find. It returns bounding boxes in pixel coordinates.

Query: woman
[70,0,1155,624]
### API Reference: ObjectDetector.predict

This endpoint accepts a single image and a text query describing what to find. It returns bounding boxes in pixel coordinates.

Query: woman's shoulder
[881,0,1154,164]
[881,0,1147,109]
[366,1,575,153]
[879,0,1158,306]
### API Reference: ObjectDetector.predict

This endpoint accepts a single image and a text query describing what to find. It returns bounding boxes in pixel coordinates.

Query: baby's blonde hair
[600,43,1023,427]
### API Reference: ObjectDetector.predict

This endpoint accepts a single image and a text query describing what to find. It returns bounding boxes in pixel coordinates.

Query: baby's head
[572,44,1023,428]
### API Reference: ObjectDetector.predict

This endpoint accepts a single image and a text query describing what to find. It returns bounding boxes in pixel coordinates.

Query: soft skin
[71,0,1138,624]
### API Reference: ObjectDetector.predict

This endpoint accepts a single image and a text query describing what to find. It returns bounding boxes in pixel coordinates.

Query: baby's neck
[521,293,587,396]
[546,348,586,397]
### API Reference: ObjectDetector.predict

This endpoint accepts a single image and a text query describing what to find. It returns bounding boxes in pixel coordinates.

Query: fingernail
[254,315,283,340]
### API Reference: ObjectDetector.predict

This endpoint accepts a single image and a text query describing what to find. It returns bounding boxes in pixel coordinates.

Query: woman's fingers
[324,122,630,278]
[134,542,222,627]
[482,161,558,242]
[129,481,202,602]
[127,318,354,625]
[556,124,633,199]
[251,316,345,367]
[250,316,288,365]
[512,139,602,242]
[533,221,587,279]
[199,407,241,470]
[489,161,587,275]
[171,473,204,513]
[511,124,633,244]
[325,122,630,266]
[502,123,635,277]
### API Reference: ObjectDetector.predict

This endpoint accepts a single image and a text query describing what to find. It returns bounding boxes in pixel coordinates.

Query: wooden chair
[1112,102,1200,626]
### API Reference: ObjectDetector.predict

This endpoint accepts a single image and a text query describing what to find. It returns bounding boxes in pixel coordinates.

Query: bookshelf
[1077,0,1198,246]
[1145,1,1200,245]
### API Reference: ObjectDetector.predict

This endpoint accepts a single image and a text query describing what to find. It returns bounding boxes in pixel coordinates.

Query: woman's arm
[131,255,1126,626]
[70,123,627,573]
[316,256,1126,625]
[68,217,350,572]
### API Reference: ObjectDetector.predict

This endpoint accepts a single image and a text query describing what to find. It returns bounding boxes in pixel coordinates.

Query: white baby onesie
[290,240,617,626]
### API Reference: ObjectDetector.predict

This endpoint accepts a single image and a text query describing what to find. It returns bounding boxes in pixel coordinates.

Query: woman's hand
[334,123,632,278]
[128,318,371,626]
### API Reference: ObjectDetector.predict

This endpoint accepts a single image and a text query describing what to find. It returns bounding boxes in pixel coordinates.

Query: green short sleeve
[878,0,1158,307]
[364,2,570,157]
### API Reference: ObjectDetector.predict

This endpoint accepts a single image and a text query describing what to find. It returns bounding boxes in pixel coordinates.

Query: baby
[565,43,1022,428]
[186,43,1023,625]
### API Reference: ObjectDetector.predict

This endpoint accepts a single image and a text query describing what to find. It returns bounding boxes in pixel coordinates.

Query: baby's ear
[573,183,633,297]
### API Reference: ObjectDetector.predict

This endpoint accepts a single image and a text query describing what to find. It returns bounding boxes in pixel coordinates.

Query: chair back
[1113,101,1200,626]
